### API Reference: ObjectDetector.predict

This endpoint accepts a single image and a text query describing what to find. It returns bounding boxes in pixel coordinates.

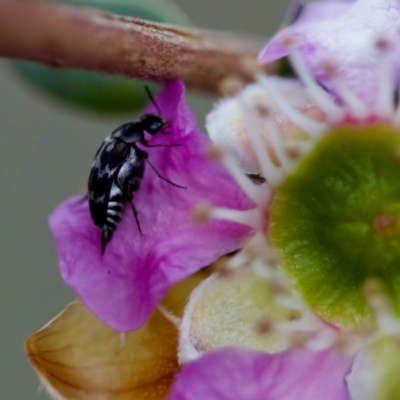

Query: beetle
[88,88,185,254]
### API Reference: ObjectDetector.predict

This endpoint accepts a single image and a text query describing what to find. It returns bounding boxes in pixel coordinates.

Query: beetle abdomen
[101,184,124,253]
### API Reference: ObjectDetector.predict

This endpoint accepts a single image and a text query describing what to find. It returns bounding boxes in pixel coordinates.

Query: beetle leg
[143,143,182,148]
[130,200,143,236]
[101,226,111,254]
[126,184,143,236]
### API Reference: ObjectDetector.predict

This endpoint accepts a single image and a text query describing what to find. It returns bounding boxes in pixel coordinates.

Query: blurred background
[0,0,289,398]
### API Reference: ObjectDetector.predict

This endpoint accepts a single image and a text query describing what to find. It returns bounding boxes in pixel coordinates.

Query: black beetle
[88,88,185,254]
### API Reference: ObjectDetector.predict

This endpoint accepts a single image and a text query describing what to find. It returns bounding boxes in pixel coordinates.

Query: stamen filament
[393,97,400,126]
[258,75,326,137]
[211,207,262,230]
[252,258,279,281]
[238,95,283,187]
[227,251,249,270]
[220,153,271,207]
[288,50,344,121]
[263,118,293,172]
[334,80,369,119]
[119,333,126,349]
[375,310,400,336]
[275,294,306,311]
[306,331,337,351]
[157,305,182,328]
[375,56,395,118]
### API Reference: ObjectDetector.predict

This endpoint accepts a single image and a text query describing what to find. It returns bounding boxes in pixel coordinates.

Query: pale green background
[0,1,289,398]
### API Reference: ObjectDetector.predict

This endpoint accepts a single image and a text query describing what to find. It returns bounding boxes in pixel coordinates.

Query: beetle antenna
[146,159,186,189]
[145,85,162,115]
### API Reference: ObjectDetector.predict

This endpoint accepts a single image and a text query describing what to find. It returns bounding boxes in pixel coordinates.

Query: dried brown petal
[26,299,179,400]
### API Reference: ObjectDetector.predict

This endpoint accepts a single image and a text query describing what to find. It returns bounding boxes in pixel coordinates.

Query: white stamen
[334,79,369,119]
[275,294,306,311]
[263,117,293,172]
[252,259,285,284]
[258,75,326,137]
[227,250,249,270]
[377,313,400,335]
[211,207,262,230]
[375,57,395,118]
[276,316,319,333]
[252,259,276,280]
[393,94,400,126]
[238,95,284,187]
[288,50,344,121]
[119,333,126,349]
[220,153,271,207]
[157,305,182,328]
[306,331,337,351]
[372,37,395,118]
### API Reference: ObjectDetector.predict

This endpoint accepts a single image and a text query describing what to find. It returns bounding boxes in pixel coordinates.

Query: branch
[0,0,274,94]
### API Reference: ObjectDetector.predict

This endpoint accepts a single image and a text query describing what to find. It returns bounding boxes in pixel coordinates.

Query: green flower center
[268,124,400,328]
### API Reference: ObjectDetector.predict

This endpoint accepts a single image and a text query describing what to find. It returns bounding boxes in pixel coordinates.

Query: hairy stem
[0,0,273,94]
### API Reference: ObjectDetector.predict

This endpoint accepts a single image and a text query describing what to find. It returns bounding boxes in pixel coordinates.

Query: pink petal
[50,81,255,332]
[168,347,352,400]
[260,1,352,63]
[259,0,400,107]
[289,1,352,26]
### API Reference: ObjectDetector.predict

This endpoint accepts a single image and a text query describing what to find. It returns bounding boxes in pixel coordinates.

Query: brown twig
[0,0,274,94]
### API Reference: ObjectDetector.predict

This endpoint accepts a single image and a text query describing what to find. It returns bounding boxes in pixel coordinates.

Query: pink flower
[260,0,400,109]
[30,1,400,399]
[168,347,352,400]
[49,81,255,332]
